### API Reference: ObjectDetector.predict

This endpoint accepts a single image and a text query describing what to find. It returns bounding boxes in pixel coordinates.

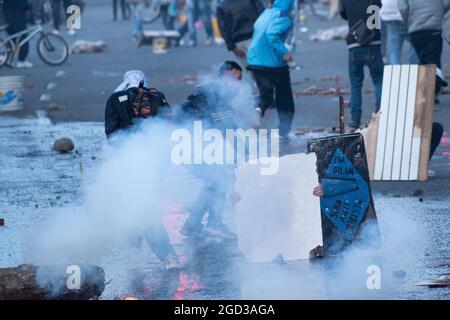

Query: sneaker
[16,60,33,68]
[428,169,436,177]
[67,29,76,36]
[180,222,203,238]
[163,252,182,270]
[179,39,185,46]
[188,40,197,48]
[52,29,60,35]
[214,37,225,46]
[252,107,263,129]
[205,37,213,46]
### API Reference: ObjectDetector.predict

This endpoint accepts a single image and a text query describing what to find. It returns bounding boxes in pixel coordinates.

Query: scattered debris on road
[70,40,108,54]
[53,138,75,153]
[310,25,348,42]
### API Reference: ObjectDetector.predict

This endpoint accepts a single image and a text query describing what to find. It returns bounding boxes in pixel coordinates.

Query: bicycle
[0,24,69,67]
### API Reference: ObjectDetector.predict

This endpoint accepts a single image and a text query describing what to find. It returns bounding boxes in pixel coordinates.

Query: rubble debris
[295,86,350,96]
[415,274,450,288]
[272,254,286,265]
[53,138,75,153]
[70,40,108,54]
[0,264,105,300]
[309,245,324,260]
[310,25,348,42]
[47,103,60,112]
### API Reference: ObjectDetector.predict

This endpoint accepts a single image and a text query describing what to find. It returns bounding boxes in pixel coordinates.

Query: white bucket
[0,76,24,112]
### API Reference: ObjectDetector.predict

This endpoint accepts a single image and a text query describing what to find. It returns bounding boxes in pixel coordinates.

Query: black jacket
[176,83,236,131]
[104,88,169,138]
[340,0,382,48]
[216,0,265,51]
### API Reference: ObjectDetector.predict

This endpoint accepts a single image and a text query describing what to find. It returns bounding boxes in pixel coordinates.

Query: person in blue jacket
[247,0,295,138]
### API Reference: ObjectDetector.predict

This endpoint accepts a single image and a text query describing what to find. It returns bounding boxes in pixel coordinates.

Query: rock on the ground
[53,138,75,153]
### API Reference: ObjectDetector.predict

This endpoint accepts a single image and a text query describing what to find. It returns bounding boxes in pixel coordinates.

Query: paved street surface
[0,0,449,300]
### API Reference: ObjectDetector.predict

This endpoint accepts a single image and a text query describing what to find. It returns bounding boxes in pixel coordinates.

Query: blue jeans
[187,0,214,43]
[385,20,419,65]
[349,45,384,125]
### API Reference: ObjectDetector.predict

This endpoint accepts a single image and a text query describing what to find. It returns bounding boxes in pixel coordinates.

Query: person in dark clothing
[112,0,131,21]
[2,0,33,68]
[51,0,73,33]
[430,122,444,160]
[340,0,384,131]
[104,71,180,270]
[105,71,171,139]
[216,0,265,68]
[247,0,296,138]
[177,61,243,240]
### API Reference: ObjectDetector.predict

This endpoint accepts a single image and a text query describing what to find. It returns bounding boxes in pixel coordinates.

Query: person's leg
[143,220,176,262]
[252,69,275,115]
[198,0,214,39]
[18,34,30,62]
[406,34,420,64]
[386,21,405,65]
[348,47,366,126]
[112,0,118,20]
[187,2,198,44]
[429,122,444,160]
[410,30,443,68]
[380,19,388,62]
[367,45,384,113]
[52,0,62,30]
[274,68,295,137]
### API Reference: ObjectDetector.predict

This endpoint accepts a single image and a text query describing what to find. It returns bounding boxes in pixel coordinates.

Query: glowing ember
[120,296,139,300]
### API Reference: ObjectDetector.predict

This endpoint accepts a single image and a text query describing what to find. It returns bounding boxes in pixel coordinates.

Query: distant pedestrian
[2,0,33,68]
[113,0,131,21]
[186,0,214,47]
[398,0,449,69]
[51,0,77,35]
[381,0,419,65]
[340,0,384,131]
[216,0,265,69]
[247,0,296,138]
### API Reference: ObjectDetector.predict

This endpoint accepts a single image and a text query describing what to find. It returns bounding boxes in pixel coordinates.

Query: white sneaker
[67,29,76,36]
[52,29,60,35]
[188,40,197,47]
[214,37,225,46]
[16,61,33,68]
[251,107,262,129]
[428,169,436,177]
[205,37,213,46]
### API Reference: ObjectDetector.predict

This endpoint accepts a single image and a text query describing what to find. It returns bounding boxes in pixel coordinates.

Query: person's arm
[397,0,409,24]
[216,6,236,51]
[105,96,122,138]
[266,15,292,59]
[339,0,347,21]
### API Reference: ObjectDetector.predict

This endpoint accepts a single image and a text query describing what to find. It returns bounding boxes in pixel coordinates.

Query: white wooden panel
[235,153,322,263]
[382,65,402,180]
[400,65,419,180]
[374,65,393,180]
[391,65,410,180]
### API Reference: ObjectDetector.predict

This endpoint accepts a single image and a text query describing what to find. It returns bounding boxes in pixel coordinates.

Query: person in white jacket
[381,0,419,64]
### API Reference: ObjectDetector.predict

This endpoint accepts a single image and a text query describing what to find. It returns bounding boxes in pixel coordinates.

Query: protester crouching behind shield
[175,61,244,241]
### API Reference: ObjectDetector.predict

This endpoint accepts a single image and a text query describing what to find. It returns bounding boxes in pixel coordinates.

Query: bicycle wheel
[37,33,69,66]
[0,38,10,68]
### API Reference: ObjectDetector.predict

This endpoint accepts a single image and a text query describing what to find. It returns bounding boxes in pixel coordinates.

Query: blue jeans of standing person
[385,20,419,65]
[187,0,214,44]
[349,45,384,126]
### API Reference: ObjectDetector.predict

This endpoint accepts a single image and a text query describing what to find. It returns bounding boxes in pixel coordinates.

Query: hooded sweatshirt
[247,0,294,69]
[381,0,403,21]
